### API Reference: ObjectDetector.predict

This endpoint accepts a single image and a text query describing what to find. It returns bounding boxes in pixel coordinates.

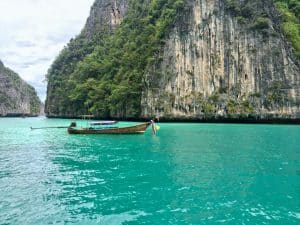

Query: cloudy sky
[0,0,95,101]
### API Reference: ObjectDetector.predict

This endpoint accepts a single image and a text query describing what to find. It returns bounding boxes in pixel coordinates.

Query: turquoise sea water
[0,117,299,224]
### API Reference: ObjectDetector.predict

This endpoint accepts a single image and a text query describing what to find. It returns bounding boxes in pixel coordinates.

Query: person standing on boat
[150,118,156,135]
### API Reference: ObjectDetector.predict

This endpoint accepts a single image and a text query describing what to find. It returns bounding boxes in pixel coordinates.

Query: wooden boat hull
[68,122,151,134]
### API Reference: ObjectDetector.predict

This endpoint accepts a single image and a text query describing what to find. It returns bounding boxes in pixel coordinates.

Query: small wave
[288,212,300,219]
[97,210,149,225]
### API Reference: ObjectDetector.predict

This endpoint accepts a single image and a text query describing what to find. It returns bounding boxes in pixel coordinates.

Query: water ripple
[0,118,299,224]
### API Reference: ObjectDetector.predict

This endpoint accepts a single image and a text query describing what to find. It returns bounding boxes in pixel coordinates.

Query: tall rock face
[142,0,300,119]
[81,0,128,38]
[0,60,41,116]
[45,0,129,117]
[45,0,300,120]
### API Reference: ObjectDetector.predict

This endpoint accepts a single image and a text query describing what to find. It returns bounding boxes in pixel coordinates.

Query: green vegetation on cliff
[275,0,300,58]
[46,0,185,118]
[224,0,299,58]
[45,34,105,115]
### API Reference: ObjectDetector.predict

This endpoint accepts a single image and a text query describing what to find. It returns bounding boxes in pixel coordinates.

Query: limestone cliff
[0,60,41,116]
[45,0,128,117]
[82,0,128,38]
[45,0,300,120]
[142,0,300,119]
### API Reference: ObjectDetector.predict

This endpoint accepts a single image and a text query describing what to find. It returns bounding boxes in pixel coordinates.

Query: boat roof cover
[80,115,94,118]
[89,121,118,125]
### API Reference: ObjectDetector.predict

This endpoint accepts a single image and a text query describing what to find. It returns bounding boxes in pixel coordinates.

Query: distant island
[0,60,42,117]
[40,0,298,121]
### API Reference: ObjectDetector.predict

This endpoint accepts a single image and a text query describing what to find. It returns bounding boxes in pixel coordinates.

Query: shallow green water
[0,117,299,224]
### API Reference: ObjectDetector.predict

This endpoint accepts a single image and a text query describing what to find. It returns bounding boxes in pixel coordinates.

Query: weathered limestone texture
[0,60,41,116]
[82,0,128,38]
[142,0,300,119]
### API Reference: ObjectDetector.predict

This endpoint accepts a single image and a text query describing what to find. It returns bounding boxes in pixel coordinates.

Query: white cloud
[0,0,95,101]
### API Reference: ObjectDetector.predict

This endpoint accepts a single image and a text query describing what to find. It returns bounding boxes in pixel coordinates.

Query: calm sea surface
[0,117,299,224]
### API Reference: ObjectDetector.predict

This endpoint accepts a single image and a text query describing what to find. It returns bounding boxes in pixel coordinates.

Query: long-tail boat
[67,121,151,134]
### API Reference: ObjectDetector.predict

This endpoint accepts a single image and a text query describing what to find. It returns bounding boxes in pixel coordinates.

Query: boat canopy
[80,115,94,119]
[89,121,118,126]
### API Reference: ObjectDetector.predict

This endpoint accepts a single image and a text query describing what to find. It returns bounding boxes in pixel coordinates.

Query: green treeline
[275,0,300,58]
[45,35,103,115]
[46,0,185,118]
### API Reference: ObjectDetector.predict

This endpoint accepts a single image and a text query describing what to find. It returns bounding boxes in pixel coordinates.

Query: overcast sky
[0,0,95,101]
